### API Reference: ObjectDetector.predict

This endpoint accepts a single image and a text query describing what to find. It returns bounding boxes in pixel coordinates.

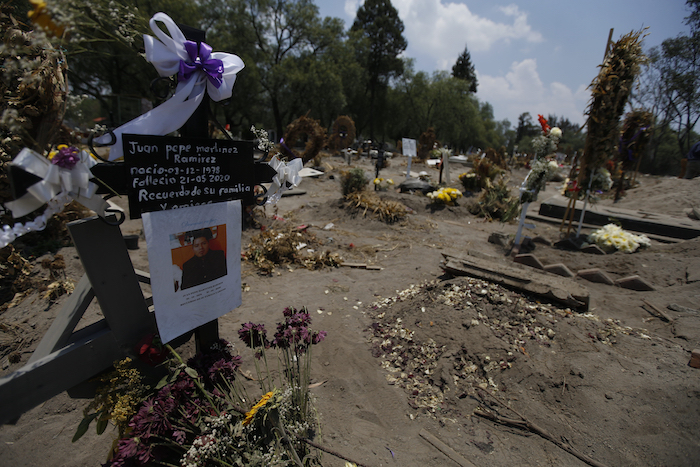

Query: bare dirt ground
[1,154,699,467]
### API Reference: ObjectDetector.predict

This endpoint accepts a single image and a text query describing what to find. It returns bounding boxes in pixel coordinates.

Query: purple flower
[51,145,81,169]
[312,330,327,345]
[173,430,186,444]
[238,322,268,348]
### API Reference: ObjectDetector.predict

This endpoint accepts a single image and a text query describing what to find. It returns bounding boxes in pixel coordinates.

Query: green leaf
[96,417,109,435]
[72,413,98,442]
[155,374,169,390]
[184,367,199,379]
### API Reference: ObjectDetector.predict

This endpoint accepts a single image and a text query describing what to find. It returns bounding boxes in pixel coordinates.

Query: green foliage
[468,177,520,223]
[452,44,478,93]
[459,157,503,191]
[341,168,369,196]
[351,0,407,139]
[387,68,500,152]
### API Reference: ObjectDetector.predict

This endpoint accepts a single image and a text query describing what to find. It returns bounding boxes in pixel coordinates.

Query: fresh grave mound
[365,277,648,416]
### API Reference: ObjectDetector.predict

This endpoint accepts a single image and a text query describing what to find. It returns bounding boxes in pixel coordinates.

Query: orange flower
[242,391,274,426]
[537,114,550,133]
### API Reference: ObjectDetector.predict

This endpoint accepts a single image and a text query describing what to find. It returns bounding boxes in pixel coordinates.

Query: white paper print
[142,200,242,343]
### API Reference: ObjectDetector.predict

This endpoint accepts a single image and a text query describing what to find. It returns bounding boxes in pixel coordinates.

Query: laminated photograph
[142,200,242,343]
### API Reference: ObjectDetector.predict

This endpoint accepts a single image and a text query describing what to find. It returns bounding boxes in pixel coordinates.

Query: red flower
[538,114,550,133]
[136,333,169,366]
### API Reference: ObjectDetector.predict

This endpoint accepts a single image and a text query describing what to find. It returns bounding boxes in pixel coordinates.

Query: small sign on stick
[402,137,417,179]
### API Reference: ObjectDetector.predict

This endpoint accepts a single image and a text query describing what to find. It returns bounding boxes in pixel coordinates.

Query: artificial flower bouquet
[520,159,559,203]
[561,168,613,201]
[427,187,463,206]
[588,223,651,253]
[373,177,395,191]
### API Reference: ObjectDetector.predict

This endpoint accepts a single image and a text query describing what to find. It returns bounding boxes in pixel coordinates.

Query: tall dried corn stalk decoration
[579,30,647,187]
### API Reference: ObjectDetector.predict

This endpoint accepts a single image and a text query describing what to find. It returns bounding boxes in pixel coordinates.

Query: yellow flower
[28,0,65,37]
[242,391,275,426]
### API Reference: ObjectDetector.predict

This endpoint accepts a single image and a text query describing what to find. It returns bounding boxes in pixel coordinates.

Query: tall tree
[631,0,700,166]
[514,112,537,149]
[451,45,478,93]
[207,0,347,137]
[351,0,407,141]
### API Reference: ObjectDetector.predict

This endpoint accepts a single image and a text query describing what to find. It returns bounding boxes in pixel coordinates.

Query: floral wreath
[281,116,327,164]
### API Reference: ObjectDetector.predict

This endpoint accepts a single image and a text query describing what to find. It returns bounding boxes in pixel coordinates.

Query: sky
[315,0,692,128]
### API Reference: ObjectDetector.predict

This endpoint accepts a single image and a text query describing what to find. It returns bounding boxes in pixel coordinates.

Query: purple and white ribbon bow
[178,41,224,87]
[97,12,245,161]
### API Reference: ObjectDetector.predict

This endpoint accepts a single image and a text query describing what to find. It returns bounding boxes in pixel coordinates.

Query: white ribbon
[0,193,72,249]
[1,148,110,248]
[266,155,303,204]
[96,13,245,161]
[5,148,107,218]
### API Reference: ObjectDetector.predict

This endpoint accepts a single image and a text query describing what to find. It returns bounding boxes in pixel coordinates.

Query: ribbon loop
[97,12,245,161]
[178,40,224,88]
[266,156,303,204]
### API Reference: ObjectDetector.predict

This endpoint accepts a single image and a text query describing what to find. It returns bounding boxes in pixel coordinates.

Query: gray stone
[615,275,655,291]
[581,244,607,255]
[398,178,435,194]
[577,268,615,285]
[513,253,545,270]
[544,263,575,278]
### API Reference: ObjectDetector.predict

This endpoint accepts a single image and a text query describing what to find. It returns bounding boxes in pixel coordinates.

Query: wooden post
[0,216,157,424]
[180,24,220,352]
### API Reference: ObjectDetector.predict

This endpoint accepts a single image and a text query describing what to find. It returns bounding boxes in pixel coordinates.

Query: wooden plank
[420,429,477,467]
[642,299,673,322]
[0,326,121,424]
[538,194,700,240]
[525,211,683,244]
[68,217,156,351]
[440,252,589,311]
[340,262,383,270]
[27,274,94,364]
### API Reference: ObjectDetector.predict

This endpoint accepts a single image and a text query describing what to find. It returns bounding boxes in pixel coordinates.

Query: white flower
[550,127,562,138]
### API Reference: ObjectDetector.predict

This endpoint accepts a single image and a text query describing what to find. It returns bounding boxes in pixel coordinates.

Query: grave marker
[0,12,300,423]
[402,137,416,179]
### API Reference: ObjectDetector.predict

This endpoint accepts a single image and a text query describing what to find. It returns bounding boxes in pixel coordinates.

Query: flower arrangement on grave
[468,178,520,222]
[373,177,394,191]
[76,307,331,467]
[519,115,562,204]
[427,187,462,206]
[458,156,503,192]
[588,223,651,253]
[282,116,328,164]
[520,158,560,203]
[417,127,438,161]
[458,172,480,191]
[561,167,613,201]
